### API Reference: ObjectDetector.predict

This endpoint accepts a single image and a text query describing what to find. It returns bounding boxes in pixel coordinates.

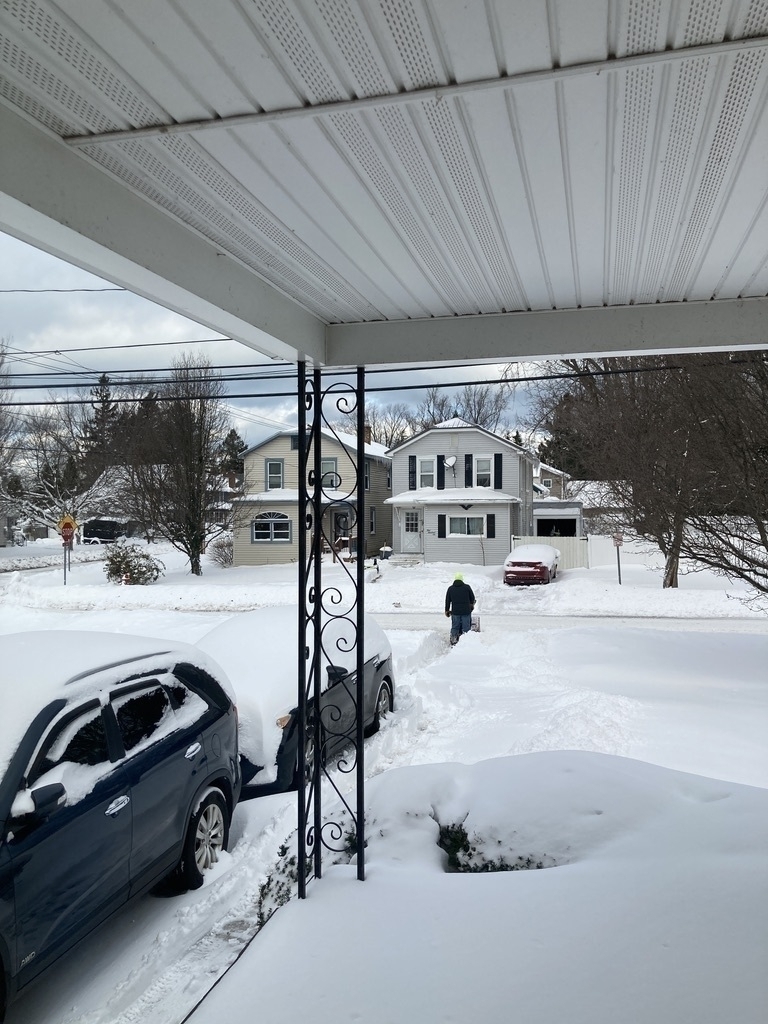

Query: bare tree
[676,353,768,594]
[0,339,19,484]
[362,402,414,448]
[3,401,122,531]
[522,352,768,591]
[410,383,510,433]
[453,383,510,433]
[410,386,454,430]
[523,356,724,588]
[120,356,232,575]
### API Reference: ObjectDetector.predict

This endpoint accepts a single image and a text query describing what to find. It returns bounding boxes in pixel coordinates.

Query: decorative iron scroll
[297,363,366,897]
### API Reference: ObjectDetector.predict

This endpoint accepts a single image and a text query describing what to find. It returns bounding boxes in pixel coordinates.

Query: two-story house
[386,419,535,565]
[534,460,569,499]
[233,427,392,566]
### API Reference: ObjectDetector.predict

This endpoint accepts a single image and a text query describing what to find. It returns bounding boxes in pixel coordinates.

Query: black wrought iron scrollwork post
[297,361,366,898]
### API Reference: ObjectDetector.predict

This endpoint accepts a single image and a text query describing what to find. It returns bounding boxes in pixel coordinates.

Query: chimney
[363,423,372,445]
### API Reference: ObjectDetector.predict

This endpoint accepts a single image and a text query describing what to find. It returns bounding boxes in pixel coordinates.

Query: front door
[401,510,422,553]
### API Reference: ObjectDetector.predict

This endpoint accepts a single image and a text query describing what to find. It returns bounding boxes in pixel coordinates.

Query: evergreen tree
[217,428,247,475]
[81,374,121,481]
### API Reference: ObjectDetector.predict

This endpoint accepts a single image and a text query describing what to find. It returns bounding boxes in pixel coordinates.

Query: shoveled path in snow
[374,611,768,633]
[7,615,766,1024]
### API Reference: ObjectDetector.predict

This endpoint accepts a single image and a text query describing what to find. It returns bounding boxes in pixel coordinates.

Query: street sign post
[613,533,624,585]
[58,514,78,585]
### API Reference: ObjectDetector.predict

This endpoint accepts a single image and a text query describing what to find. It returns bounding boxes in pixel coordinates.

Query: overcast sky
[0,231,530,448]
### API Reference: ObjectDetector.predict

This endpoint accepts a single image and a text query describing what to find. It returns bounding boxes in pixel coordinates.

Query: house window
[320,458,338,487]
[386,465,391,489]
[291,433,309,450]
[252,512,292,542]
[449,516,484,536]
[265,459,284,490]
[369,507,376,534]
[475,457,492,488]
[542,477,553,488]
[419,458,435,488]
[364,459,371,491]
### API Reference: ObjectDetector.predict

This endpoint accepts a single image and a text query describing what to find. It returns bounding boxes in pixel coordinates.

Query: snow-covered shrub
[103,543,165,586]
[437,822,556,873]
[208,534,234,568]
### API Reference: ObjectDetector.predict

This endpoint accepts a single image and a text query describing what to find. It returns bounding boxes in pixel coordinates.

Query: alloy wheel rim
[195,803,225,872]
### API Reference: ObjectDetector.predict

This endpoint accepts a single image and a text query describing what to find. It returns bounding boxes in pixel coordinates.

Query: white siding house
[386,419,535,565]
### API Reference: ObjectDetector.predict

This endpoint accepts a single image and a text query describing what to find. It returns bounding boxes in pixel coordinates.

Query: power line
[0,360,502,383]
[2,355,762,409]
[0,362,699,408]
[3,337,235,355]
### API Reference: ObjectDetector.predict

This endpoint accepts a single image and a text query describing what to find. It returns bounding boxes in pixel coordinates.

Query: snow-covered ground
[1,545,766,1024]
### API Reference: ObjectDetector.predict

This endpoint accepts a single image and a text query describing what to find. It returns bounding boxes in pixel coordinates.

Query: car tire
[303,724,326,782]
[179,787,230,891]
[366,681,393,736]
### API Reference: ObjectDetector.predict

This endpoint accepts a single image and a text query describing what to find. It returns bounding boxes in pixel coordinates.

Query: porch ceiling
[1,1,768,367]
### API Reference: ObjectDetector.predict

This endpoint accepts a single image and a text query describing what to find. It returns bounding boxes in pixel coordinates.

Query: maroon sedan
[504,544,560,585]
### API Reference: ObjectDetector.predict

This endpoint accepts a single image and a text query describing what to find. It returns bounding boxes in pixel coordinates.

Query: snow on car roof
[505,544,561,564]
[0,631,233,775]
[196,606,391,776]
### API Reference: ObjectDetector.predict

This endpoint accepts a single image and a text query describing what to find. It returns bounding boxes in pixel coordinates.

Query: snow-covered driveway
[2,552,766,1024]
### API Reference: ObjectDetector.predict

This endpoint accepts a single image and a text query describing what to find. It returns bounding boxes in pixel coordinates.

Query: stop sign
[61,524,74,543]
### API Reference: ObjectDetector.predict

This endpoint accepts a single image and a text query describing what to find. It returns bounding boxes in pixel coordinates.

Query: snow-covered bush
[103,543,165,586]
[437,822,556,873]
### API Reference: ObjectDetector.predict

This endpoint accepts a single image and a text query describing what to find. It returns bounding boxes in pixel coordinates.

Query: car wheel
[366,681,393,736]
[300,724,327,786]
[180,787,230,891]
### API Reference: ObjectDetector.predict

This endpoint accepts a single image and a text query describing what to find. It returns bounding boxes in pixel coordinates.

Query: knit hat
[454,572,464,581]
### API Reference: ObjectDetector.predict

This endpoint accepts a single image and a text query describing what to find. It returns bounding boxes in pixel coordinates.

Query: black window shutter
[408,455,417,490]
[494,453,503,490]
[437,514,446,538]
[464,454,473,487]
[487,514,496,538]
[437,455,445,490]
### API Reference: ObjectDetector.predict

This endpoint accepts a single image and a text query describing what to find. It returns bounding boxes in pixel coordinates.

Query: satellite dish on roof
[444,456,457,468]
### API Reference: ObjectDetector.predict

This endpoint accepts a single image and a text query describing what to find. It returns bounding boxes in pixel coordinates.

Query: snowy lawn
[1,548,766,1024]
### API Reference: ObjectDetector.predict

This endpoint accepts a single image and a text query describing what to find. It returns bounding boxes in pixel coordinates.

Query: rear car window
[113,685,173,752]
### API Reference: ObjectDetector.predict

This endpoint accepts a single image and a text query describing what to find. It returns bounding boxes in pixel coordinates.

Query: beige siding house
[234,428,392,567]
[386,419,535,565]
[534,461,569,499]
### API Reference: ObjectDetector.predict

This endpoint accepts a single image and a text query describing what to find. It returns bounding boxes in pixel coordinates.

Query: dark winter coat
[445,580,476,616]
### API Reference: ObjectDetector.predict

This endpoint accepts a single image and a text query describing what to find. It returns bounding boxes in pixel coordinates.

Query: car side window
[113,685,173,752]
[167,681,209,726]
[28,705,111,795]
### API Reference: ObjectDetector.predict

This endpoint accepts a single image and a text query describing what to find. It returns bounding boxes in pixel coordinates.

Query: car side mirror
[326,664,347,688]
[32,783,66,818]
[11,782,66,821]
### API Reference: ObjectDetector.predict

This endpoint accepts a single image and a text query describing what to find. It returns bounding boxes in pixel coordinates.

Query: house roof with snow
[386,487,521,506]
[535,461,569,479]
[237,489,357,505]
[243,427,390,462]
[387,420,531,458]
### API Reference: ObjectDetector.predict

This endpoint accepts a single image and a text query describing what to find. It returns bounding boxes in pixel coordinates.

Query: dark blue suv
[0,631,241,1021]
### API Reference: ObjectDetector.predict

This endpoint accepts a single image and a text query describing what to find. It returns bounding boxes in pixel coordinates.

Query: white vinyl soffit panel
[1,0,767,366]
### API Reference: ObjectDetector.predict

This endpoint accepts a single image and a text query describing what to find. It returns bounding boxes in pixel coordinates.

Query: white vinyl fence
[511,536,589,570]
[511,535,663,570]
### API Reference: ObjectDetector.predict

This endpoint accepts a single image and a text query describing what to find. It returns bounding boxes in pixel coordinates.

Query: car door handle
[105,795,130,817]
[185,742,202,760]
